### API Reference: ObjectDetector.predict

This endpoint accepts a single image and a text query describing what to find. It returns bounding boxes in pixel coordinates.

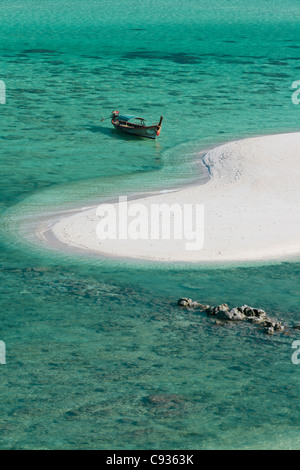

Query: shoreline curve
[35,132,300,264]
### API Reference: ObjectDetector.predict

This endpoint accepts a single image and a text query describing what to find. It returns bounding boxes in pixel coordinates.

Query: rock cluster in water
[177,298,285,335]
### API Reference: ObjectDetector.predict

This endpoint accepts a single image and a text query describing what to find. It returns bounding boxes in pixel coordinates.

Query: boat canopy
[118,114,144,122]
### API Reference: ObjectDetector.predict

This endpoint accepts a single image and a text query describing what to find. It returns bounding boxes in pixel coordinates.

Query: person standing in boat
[112,110,120,122]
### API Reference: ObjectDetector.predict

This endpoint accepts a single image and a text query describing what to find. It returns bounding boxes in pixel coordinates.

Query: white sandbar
[37,133,300,263]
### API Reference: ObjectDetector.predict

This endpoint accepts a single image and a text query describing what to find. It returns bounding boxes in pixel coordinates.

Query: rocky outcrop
[177,297,210,310]
[177,298,285,335]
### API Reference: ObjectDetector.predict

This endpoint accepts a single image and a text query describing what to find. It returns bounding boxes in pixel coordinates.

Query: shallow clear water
[0,0,300,450]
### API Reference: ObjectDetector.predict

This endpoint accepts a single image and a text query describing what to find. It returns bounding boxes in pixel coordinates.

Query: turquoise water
[1,0,300,449]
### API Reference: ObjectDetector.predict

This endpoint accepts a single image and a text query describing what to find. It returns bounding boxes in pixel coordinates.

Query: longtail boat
[111,111,163,139]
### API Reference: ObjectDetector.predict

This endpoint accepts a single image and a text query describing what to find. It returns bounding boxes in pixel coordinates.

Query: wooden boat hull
[112,121,159,139]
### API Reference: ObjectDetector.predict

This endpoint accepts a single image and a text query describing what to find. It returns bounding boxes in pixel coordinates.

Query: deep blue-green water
[1,0,300,449]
